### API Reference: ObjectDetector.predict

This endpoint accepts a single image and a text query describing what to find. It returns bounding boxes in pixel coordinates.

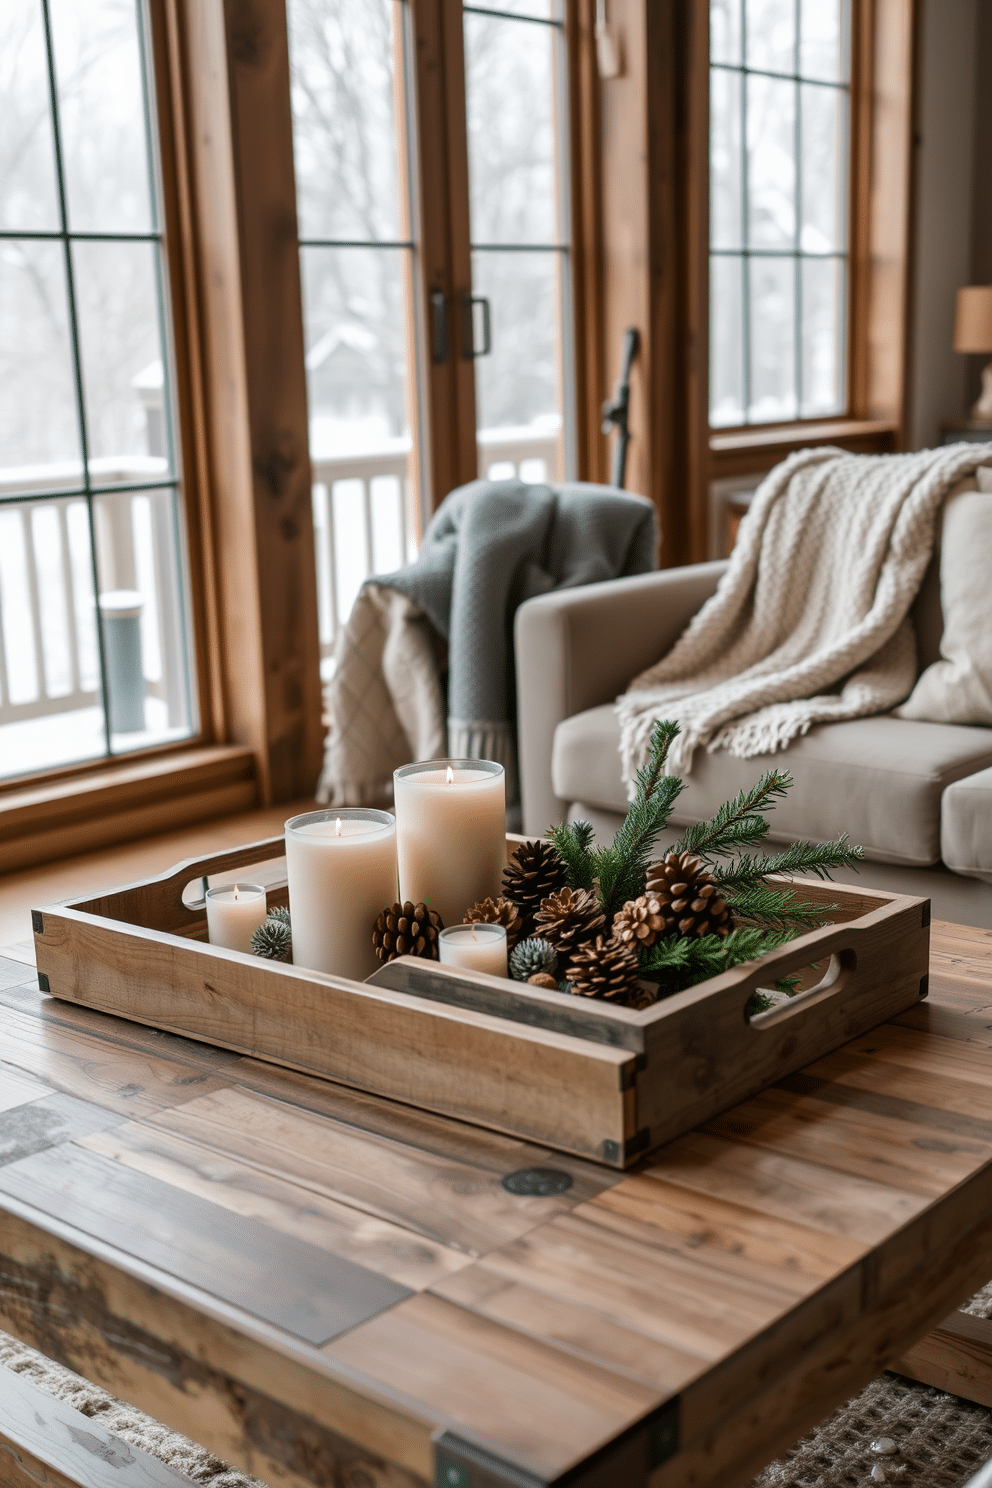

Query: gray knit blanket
[320,478,656,805]
[618,444,992,786]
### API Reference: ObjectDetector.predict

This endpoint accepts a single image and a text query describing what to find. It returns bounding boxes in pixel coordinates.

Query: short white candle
[393,759,505,928]
[285,809,397,981]
[438,923,508,977]
[205,883,267,953]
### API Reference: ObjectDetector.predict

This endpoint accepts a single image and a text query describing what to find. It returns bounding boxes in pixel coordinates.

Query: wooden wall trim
[567,0,606,484]
[407,0,478,511]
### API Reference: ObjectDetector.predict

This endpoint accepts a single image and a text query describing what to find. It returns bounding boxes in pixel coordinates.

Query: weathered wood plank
[0,1094,126,1168]
[0,1061,53,1113]
[895,1309,992,1407]
[325,1291,661,1482]
[0,1198,434,1488]
[146,1085,603,1259]
[0,1361,198,1488]
[81,1121,473,1292]
[0,1006,230,1118]
[0,1145,411,1346]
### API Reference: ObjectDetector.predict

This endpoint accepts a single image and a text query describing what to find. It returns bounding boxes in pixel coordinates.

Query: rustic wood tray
[31,833,931,1168]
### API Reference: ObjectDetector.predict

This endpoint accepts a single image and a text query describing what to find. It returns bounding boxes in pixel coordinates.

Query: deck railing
[0,425,561,730]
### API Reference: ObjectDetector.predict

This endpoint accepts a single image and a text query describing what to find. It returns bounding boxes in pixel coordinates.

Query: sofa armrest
[515,562,727,834]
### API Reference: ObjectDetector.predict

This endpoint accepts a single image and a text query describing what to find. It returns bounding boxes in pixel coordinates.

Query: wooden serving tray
[31,834,931,1168]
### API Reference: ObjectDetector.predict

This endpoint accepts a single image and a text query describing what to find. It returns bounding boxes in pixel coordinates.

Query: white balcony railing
[0,425,561,754]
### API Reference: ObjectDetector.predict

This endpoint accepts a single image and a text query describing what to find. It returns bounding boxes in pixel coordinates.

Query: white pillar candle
[205,883,267,953]
[438,923,508,977]
[393,759,505,929]
[285,808,397,981]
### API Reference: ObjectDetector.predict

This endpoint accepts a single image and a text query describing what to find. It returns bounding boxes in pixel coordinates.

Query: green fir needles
[544,719,864,1004]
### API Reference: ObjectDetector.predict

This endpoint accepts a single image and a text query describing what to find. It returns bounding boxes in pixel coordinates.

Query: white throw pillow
[897,467,992,724]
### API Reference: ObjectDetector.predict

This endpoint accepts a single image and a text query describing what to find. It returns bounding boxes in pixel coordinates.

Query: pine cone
[533,886,606,969]
[465,896,524,949]
[567,935,652,1008]
[502,839,568,928]
[508,936,557,982]
[372,901,443,962]
[528,972,559,991]
[611,893,665,949]
[251,917,292,962]
[645,852,733,939]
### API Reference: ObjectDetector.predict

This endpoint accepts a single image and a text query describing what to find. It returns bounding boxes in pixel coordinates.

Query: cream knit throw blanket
[618,444,992,786]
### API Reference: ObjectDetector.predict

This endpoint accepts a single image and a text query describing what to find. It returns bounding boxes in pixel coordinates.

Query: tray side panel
[33,911,635,1166]
[636,896,930,1151]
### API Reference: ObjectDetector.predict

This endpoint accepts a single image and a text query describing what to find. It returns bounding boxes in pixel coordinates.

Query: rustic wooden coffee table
[1,922,992,1488]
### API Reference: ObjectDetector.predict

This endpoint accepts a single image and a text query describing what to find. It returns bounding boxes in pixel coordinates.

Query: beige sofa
[515,559,992,928]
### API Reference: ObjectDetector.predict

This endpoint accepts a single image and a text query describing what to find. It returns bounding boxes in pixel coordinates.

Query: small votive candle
[393,759,506,928]
[438,923,508,978]
[285,808,397,981]
[205,883,267,953]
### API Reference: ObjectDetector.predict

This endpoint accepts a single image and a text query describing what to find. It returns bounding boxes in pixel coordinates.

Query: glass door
[462,0,575,484]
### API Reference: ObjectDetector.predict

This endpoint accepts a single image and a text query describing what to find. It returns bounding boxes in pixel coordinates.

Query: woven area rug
[4,1293,992,1488]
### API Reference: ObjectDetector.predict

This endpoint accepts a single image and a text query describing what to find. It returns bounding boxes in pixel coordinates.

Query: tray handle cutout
[748,948,858,1027]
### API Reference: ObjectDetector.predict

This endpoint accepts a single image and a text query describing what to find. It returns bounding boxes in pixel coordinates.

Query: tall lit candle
[438,923,508,977]
[393,759,505,928]
[205,883,267,953]
[285,808,397,981]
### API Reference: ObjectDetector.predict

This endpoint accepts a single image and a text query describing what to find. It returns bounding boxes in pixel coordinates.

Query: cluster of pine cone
[500,840,732,1009]
[370,839,731,1012]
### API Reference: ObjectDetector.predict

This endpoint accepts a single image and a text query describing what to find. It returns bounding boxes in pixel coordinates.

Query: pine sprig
[545,819,596,890]
[670,770,793,863]
[590,721,685,915]
[638,926,798,996]
[722,881,832,932]
[714,836,864,892]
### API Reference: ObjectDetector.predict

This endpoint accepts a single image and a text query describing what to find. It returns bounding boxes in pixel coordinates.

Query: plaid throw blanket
[618,444,992,788]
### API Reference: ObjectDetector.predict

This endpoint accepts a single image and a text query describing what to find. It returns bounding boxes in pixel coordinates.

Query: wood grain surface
[1,920,992,1488]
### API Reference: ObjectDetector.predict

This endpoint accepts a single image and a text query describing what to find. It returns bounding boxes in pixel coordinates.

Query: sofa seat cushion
[552,706,992,866]
[941,768,992,882]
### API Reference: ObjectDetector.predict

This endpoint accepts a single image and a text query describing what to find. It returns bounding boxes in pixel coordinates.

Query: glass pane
[92,485,193,752]
[747,74,795,248]
[464,11,558,246]
[710,66,742,250]
[71,239,171,475]
[800,0,847,82]
[745,0,795,74]
[801,256,844,416]
[710,0,742,65]
[710,254,745,427]
[801,82,846,253]
[749,255,796,421]
[300,245,410,458]
[471,249,563,478]
[468,0,561,17]
[287,0,401,243]
[0,240,82,485]
[49,0,153,234]
[0,0,61,230]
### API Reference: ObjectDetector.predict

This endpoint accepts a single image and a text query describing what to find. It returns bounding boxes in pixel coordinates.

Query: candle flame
[233,884,239,900]
[445,765,454,785]
[335,817,343,836]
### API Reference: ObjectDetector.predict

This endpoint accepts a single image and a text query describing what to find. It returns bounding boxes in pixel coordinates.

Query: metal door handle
[461,295,492,359]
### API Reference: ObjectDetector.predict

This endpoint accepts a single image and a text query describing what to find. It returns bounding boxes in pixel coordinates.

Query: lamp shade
[954,286,992,353]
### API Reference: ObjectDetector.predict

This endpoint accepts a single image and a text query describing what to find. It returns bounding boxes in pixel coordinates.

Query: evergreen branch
[723,882,832,932]
[669,770,793,863]
[593,720,685,915]
[638,925,798,996]
[545,819,595,890]
[714,836,864,891]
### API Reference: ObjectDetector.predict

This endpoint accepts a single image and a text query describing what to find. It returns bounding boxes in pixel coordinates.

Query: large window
[0,0,195,780]
[709,0,852,427]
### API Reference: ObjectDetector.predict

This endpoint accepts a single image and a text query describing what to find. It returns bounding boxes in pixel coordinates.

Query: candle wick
[335,817,342,836]
[445,766,454,785]
[233,884,239,901]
